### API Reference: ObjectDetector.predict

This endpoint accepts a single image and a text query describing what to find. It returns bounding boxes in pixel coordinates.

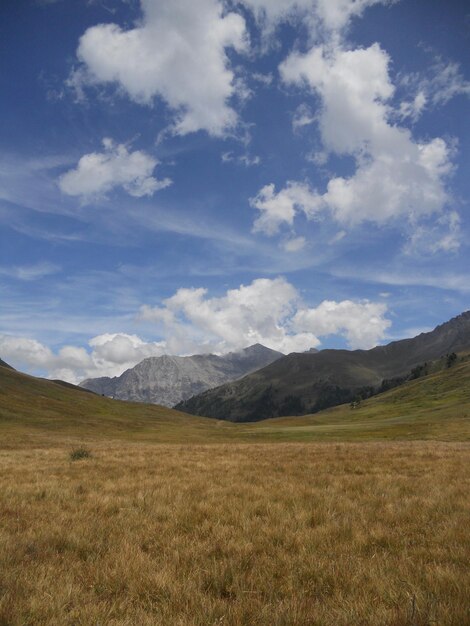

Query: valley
[1,313,469,625]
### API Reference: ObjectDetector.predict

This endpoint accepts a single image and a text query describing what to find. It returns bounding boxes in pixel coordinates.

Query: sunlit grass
[1,441,469,625]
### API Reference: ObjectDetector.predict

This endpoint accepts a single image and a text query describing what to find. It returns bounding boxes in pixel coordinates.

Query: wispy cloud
[0,262,61,281]
[331,267,470,293]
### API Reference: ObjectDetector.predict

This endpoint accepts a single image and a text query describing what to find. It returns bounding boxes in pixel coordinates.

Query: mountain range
[2,342,469,444]
[176,311,470,421]
[80,343,283,407]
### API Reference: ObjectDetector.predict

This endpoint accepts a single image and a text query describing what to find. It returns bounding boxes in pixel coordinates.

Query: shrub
[69,447,92,461]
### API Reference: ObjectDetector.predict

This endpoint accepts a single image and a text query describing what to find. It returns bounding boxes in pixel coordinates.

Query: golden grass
[1,441,469,625]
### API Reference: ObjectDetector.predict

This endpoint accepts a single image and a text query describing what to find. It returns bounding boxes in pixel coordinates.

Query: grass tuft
[69,446,92,461]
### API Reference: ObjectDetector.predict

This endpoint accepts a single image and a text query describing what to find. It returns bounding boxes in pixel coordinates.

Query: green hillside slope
[1,357,469,445]
[0,364,235,445]
[247,357,470,441]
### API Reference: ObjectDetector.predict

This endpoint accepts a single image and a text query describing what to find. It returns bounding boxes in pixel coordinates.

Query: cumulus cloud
[0,333,166,385]
[58,139,171,200]
[87,333,166,368]
[292,299,390,349]
[251,182,320,235]
[251,40,457,251]
[140,277,391,354]
[74,0,247,136]
[0,335,90,378]
[1,279,392,382]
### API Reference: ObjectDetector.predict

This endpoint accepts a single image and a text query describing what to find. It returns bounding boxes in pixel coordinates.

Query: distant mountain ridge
[0,358,14,370]
[176,311,470,422]
[80,343,284,407]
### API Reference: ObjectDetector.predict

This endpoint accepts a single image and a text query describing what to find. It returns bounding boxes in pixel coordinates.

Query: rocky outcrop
[80,344,283,407]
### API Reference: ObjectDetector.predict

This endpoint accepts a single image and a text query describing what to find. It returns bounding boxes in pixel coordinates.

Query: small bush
[69,447,92,461]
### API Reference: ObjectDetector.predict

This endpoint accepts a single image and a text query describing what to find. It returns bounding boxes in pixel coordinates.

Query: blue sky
[0,0,469,383]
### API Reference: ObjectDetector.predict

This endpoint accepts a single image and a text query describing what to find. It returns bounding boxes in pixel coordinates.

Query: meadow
[1,362,470,624]
[1,440,469,625]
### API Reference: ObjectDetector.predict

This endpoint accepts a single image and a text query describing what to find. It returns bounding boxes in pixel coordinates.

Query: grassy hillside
[249,357,470,442]
[0,364,238,446]
[1,356,469,444]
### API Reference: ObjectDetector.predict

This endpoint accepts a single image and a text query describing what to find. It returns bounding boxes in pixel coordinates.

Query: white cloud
[87,333,166,371]
[318,137,451,226]
[292,299,391,349]
[426,60,470,106]
[221,151,261,166]
[0,332,166,385]
[0,262,60,281]
[251,182,320,235]
[250,41,456,249]
[0,335,90,376]
[58,139,171,200]
[239,0,393,33]
[140,277,391,353]
[75,0,248,136]
[140,278,310,354]
[314,0,395,31]
[1,279,392,382]
[281,43,398,155]
[398,91,427,122]
[331,267,470,293]
[404,211,461,256]
[399,58,470,118]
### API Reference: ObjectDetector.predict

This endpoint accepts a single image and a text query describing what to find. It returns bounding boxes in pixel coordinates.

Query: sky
[0,0,469,384]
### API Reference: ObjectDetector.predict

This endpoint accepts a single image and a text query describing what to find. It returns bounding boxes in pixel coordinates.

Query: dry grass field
[1,441,469,625]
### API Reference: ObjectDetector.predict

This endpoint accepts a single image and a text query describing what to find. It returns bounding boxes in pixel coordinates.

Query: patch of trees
[379,362,430,393]
[245,385,277,421]
[446,352,457,368]
[310,385,355,413]
[279,394,305,416]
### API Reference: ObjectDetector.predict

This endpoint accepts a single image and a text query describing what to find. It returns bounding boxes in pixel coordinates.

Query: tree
[446,352,457,368]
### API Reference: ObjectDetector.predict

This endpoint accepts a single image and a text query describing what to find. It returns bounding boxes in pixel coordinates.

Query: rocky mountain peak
[80,343,283,407]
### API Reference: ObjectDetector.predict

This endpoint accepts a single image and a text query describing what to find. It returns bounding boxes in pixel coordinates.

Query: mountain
[176,311,470,422]
[80,344,283,407]
[0,358,14,370]
[1,350,469,444]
